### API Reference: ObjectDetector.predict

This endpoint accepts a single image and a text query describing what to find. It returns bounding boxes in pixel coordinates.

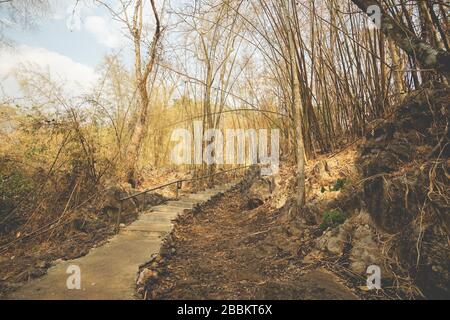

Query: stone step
[165,201,196,208]
[7,232,163,300]
[197,190,217,196]
[185,194,213,201]
[127,220,173,233]
[138,213,176,223]
[150,205,186,213]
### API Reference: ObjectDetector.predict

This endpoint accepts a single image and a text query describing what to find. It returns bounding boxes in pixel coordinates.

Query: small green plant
[320,210,346,230]
[321,186,326,193]
[331,178,346,191]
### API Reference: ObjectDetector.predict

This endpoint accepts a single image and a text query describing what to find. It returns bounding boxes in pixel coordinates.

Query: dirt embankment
[357,86,449,299]
[299,86,449,299]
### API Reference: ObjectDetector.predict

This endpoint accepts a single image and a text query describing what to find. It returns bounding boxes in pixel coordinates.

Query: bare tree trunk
[351,0,450,78]
[284,0,306,208]
[388,37,406,101]
[126,0,161,187]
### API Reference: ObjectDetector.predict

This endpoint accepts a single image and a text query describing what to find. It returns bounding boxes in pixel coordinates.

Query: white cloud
[0,45,98,98]
[84,15,124,48]
[52,13,65,21]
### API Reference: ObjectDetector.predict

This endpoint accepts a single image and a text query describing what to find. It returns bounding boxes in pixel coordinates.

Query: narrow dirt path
[146,187,358,300]
[6,182,238,300]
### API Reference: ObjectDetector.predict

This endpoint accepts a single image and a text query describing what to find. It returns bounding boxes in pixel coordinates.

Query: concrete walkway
[7,182,237,300]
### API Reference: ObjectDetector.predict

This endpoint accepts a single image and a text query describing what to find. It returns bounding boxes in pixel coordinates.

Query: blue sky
[0,0,194,100]
[7,15,110,68]
[0,0,134,98]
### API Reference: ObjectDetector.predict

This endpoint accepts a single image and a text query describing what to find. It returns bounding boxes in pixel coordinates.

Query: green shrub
[331,178,346,191]
[320,209,346,230]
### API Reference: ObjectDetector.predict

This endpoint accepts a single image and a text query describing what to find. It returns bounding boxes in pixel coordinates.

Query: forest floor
[143,172,360,300]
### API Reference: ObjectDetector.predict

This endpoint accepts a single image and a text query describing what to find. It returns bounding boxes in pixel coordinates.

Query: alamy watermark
[170,121,279,176]
[366,265,382,290]
[367,5,382,30]
[66,265,81,290]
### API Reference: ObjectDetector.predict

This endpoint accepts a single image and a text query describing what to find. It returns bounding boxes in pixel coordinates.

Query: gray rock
[137,268,158,286]
[249,178,273,201]
[349,225,382,274]
[316,224,351,256]
[103,186,136,215]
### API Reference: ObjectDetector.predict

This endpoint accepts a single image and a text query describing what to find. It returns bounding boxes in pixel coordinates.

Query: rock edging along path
[7,182,238,300]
